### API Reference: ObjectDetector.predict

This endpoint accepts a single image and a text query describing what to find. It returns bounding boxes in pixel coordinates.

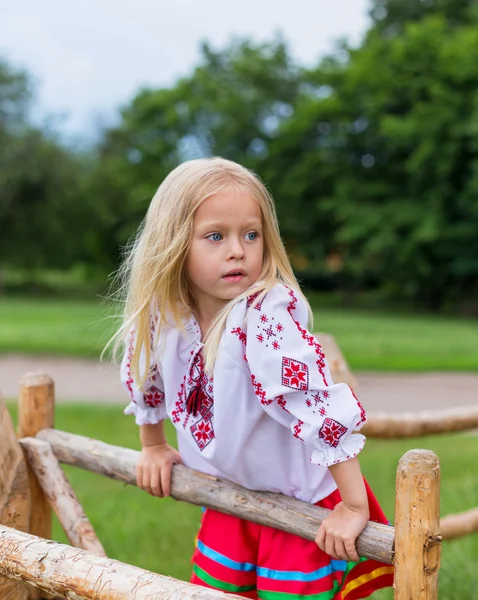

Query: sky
[1,0,372,140]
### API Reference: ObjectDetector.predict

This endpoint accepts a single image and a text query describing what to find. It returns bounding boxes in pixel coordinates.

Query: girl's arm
[137,422,183,498]
[140,422,167,447]
[315,458,370,562]
[329,458,368,512]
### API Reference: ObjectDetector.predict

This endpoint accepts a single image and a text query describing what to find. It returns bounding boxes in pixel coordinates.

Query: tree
[369,0,476,36]
[270,14,478,307]
[88,38,302,270]
[0,59,91,282]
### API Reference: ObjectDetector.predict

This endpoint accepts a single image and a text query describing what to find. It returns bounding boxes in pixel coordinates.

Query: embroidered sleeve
[120,320,167,426]
[243,284,366,467]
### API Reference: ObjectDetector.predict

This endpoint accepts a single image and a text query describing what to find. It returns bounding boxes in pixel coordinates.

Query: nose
[227,236,245,260]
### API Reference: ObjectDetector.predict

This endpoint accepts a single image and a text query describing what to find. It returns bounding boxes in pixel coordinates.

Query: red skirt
[190,481,394,600]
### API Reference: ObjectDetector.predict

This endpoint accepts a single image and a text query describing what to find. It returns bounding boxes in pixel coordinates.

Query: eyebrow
[196,219,262,229]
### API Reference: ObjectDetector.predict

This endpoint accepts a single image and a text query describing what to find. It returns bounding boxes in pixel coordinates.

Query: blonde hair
[107,157,312,386]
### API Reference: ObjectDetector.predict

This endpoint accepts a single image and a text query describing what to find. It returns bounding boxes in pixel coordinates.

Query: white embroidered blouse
[121,284,367,504]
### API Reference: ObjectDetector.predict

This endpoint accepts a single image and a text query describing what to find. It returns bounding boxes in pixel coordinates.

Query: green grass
[1,295,477,371]
[5,403,478,599]
[0,296,119,357]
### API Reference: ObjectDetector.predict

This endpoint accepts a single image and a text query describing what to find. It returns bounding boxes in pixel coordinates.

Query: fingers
[325,530,337,559]
[137,463,163,497]
[343,538,360,563]
[161,462,172,497]
[150,465,163,498]
[136,449,183,498]
[316,525,360,562]
[315,525,326,553]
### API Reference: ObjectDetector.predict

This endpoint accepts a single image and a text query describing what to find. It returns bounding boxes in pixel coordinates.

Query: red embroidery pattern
[172,378,186,424]
[319,418,347,448]
[231,327,247,344]
[276,395,290,413]
[247,291,265,310]
[286,288,328,386]
[350,387,367,427]
[190,420,214,450]
[251,374,272,405]
[282,357,309,390]
[125,327,136,401]
[144,365,165,407]
[125,328,164,408]
[173,350,215,451]
[293,419,304,440]
[187,350,215,450]
[254,311,283,350]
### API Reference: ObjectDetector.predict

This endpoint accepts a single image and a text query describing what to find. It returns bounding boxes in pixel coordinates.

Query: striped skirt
[190,483,393,600]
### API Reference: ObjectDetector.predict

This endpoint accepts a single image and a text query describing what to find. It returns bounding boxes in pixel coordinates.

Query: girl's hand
[315,502,369,562]
[136,443,183,498]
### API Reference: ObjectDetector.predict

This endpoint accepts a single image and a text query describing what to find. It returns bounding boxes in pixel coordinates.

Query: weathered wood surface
[0,397,31,600]
[18,373,56,600]
[315,333,358,389]
[18,374,54,539]
[36,428,394,564]
[394,449,441,600]
[19,437,106,556]
[363,405,478,438]
[440,507,478,540]
[0,524,242,600]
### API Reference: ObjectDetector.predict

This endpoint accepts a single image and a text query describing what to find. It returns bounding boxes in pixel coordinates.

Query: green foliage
[86,37,302,270]
[265,14,478,308]
[0,60,93,277]
[1,9,478,310]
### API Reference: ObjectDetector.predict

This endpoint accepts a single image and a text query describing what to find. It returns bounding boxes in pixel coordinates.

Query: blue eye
[207,233,223,242]
[245,231,257,241]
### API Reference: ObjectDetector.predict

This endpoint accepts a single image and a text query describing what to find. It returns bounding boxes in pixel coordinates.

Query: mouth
[222,269,246,282]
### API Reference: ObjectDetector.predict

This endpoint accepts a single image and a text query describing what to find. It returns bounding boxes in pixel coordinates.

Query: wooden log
[394,449,441,600]
[315,333,358,389]
[440,507,478,540]
[363,405,478,438]
[19,437,106,556]
[18,373,55,539]
[0,397,31,600]
[35,428,395,564]
[0,524,242,600]
[18,373,56,600]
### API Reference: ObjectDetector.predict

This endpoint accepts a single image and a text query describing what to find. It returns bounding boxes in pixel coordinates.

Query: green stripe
[258,582,340,600]
[340,557,368,584]
[193,564,256,593]
[257,559,370,600]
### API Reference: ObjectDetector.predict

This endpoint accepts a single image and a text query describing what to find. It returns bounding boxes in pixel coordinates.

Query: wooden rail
[362,406,478,438]
[0,525,242,600]
[35,427,395,564]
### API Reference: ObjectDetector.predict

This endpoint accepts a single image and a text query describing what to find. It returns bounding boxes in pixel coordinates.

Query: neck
[192,305,221,340]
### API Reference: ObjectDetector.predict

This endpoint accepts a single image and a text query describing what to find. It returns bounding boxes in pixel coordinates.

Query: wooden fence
[0,367,477,599]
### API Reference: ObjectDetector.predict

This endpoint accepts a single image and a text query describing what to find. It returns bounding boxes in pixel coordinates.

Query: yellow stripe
[342,566,394,598]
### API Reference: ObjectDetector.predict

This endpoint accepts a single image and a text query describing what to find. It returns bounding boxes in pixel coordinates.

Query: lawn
[5,402,478,600]
[1,295,477,371]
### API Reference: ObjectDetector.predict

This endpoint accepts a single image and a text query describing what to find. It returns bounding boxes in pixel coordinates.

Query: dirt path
[1,354,477,414]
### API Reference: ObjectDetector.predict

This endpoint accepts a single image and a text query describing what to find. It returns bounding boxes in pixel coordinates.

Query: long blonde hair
[107,157,312,386]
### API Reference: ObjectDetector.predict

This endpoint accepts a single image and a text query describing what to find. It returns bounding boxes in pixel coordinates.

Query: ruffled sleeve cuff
[123,402,166,426]
[309,432,366,467]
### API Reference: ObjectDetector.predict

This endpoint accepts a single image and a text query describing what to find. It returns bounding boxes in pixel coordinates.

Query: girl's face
[185,185,264,319]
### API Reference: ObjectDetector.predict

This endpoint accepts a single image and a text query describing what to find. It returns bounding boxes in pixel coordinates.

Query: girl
[114,157,394,599]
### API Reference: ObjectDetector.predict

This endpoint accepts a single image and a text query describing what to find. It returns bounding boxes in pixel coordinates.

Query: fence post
[394,449,441,599]
[18,372,55,600]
